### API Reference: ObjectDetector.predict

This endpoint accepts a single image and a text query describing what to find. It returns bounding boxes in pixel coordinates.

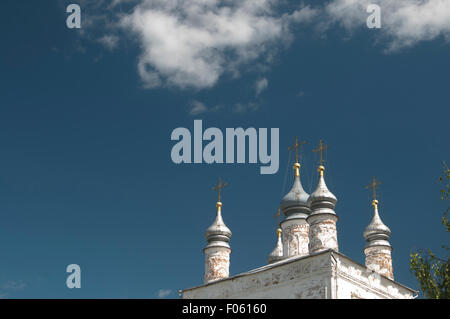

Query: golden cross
[212,178,227,202]
[288,136,307,163]
[312,139,329,165]
[366,176,381,200]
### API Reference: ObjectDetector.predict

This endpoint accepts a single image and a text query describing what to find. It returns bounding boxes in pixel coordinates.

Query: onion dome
[280,162,311,219]
[268,228,283,264]
[205,202,232,249]
[363,200,391,248]
[308,165,337,213]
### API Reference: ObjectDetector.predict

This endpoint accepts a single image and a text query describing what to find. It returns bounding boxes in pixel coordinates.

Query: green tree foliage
[410,162,450,299]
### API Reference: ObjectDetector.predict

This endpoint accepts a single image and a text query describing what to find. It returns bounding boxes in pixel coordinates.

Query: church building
[180,139,417,299]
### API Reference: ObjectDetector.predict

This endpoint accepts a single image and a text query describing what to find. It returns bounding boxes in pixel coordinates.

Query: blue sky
[0,0,449,298]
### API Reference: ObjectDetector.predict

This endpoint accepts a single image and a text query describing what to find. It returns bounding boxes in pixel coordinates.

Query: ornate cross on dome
[288,136,306,163]
[312,139,328,165]
[212,178,227,202]
[366,176,381,201]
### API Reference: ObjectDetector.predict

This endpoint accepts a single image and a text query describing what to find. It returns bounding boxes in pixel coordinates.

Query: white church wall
[183,251,332,299]
[182,251,416,299]
[334,254,415,299]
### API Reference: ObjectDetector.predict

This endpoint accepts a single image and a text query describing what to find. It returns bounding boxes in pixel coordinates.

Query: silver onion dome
[363,200,391,248]
[205,202,232,249]
[280,163,311,219]
[308,165,337,212]
[268,228,284,264]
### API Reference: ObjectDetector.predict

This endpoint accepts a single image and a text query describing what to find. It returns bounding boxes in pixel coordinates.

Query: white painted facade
[181,250,416,299]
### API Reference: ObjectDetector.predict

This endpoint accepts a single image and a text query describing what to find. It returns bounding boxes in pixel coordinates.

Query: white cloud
[74,0,450,89]
[233,102,259,113]
[119,0,317,89]
[157,289,172,298]
[325,0,450,51]
[189,100,258,114]
[255,77,269,96]
[189,100,208,115]
[189,100,222,115]
[110,0,137,8]
[98,35,119,51]
[1,280,26,292]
